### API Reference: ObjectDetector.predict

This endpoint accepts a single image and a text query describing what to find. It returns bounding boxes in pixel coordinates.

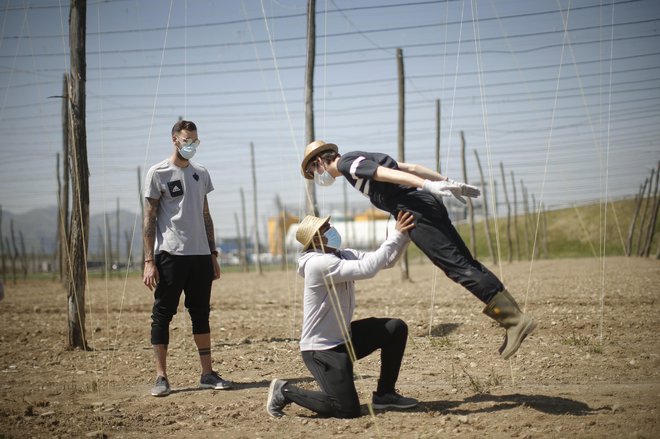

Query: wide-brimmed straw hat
[300,140,338,179]
[296,215,331,250]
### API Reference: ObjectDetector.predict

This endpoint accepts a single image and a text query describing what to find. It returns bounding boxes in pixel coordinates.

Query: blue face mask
[323,226,342,249]
[178,143,197,160]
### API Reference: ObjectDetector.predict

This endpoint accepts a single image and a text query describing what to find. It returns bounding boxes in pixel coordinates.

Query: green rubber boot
[483,289,537,360]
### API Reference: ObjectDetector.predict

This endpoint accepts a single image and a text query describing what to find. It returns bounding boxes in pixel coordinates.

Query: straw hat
[300,140,338,179]
[296,215,331,250]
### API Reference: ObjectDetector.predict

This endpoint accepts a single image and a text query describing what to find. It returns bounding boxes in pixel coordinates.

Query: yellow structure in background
[267,212,299,255]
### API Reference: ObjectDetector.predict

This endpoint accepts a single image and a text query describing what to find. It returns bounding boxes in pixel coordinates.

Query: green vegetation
[442,198,659,260]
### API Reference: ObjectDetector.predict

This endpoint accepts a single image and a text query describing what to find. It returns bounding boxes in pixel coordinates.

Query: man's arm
[203,196,221,280]
[376,162,480,202]
[321,212,414,282]
[373,162,448,189]
[397,162,447,182]
[143,197,159,290]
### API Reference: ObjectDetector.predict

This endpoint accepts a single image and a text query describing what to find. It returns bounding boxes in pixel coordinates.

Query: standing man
[143,120,231,397]
[300,141,537,360]
[267,211,418,418]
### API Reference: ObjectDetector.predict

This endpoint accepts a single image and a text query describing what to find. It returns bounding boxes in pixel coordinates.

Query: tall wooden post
[474,150,495,263]
[67,0,89,349]
[521,180,531,259]
[642,161,660,257]
[435,99,441,173]
[137,166,144,271]
[499,162,512,262]
[511,171,520,261]
[635,169,654,256]
[626,181,646,256]
[115,198,120,270]
[396,48,410,281]
[240,187,249,272]
[250,143,263,274]
[304,0,318,216]
[0,206,5,283]
[60,74,70,284]
[460,131,476,256]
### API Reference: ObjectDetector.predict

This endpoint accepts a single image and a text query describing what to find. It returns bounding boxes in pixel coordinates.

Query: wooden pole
[626,181,646,256]
[5,236,15,285]
[137,166,144,272]
[511,170,520,261]
[521,181,531,259]
[541,203,548,259]
[304,0,318,216]
[435,99,441,174]
[234,212,242,269]
[19,231,28,279]
[642,161,660,257]
[124,230,131,269]
[499,163,512,262]
[250,142,263,274]
[460,131,476,256]
[0,206,5,283]
[115,198,120,271]
[60,74,70,285]
[343,180,350,246]
[635,169,654,256]
[531,194,540,259]
[474,150,495,263]
[275,195,286,270]
[9,221,17,284]
[104,213,111,276]
[240,187,249,272]
[67,0,89,349]
[396,48,410,281]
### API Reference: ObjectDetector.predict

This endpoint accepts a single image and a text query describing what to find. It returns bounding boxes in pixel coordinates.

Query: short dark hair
[319,150,340,165]
[172,120,197,136]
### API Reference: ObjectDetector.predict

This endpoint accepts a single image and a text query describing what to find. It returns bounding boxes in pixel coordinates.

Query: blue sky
[1,0,659,239]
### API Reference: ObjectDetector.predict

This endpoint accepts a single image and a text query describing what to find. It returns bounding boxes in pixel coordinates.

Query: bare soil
[1,256,659,438]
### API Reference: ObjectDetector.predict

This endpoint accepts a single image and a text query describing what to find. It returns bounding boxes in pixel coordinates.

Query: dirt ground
[0,256,659,438]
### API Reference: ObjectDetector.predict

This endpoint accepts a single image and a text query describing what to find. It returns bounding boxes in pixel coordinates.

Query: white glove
[422,179,480,204]
[446,178,480,198]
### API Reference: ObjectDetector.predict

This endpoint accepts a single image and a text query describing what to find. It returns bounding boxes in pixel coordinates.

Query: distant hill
[0,206,142,259]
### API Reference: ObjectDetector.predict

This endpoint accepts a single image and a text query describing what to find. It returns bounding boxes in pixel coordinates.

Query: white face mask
[314,169,335,186]
[178,143,197,160]
[323,226,342,249]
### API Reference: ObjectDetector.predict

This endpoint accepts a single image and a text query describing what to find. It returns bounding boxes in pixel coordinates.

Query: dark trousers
[283,317,408,418]
[393,190,503,304]
[150,252,214,345]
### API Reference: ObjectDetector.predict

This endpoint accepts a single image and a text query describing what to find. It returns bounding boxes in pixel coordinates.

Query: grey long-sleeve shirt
[296,230,410,352]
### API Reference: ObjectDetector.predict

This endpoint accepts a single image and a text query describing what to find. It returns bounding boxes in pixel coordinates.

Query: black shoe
[372,391,418,409]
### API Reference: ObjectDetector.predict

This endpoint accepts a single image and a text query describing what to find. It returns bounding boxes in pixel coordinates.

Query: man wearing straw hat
[266,211,418,418]
[299,140,537,361]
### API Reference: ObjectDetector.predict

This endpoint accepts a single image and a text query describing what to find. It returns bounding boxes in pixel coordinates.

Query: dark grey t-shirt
[337,150,413,213]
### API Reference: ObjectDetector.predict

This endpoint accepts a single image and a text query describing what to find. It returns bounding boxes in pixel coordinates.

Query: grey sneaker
[372,391,418,410]
[150,376,171,397]
[266,378,289,418]
[200,371,232,390]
